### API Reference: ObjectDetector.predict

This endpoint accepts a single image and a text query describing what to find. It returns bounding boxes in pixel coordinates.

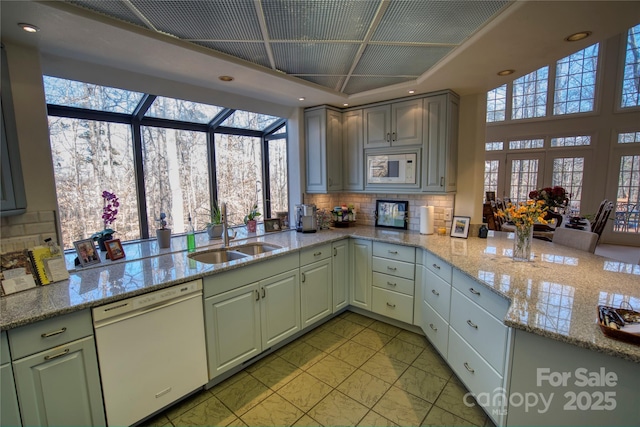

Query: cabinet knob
[466,319,478,329]
[431,289,439,296]
[386,302,396,308]
[464,362,475,374]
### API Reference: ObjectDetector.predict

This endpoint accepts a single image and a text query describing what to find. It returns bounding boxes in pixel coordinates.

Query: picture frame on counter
[105,239,125,260]
[264,218,282,233]
[450,216,471,239]
[73,238,101,267]
[375,199,408,230]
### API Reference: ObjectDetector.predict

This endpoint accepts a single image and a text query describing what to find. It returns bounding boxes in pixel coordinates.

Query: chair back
[591,201,614,238]
[591,199,609,231]
[552,227,599,253]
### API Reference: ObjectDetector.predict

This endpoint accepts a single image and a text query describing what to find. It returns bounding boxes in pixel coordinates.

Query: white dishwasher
[93,280,208,427]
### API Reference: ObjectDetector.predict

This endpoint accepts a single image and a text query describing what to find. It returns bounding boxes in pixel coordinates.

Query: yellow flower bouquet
[497,200,548,261]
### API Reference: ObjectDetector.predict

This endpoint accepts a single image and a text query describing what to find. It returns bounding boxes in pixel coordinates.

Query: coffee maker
[295,204,317,233]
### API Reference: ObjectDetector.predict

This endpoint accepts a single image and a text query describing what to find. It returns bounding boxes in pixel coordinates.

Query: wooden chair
[552,227,599,253]
[591,201,614,240]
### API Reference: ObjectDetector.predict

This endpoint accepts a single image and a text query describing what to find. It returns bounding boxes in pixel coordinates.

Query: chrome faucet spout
[221,202,229,248]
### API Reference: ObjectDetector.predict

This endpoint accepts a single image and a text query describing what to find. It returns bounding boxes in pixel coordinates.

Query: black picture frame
[375,200,408,230]
[264,218,281,233]
[451,216,471,239]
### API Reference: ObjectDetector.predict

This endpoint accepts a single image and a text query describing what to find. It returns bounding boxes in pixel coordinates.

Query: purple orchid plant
[92,191,119,241]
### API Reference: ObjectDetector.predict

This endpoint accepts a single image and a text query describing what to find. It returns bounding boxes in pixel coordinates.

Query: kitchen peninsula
[1,227,639,426]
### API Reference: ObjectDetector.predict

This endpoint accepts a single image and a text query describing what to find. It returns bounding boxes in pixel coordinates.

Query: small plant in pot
[156,212,172,249]
[244,203,261,233]
[92,191,118,251]
[206,201,223,239]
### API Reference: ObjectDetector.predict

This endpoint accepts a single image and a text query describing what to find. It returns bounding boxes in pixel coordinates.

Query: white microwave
[366,152,418,185]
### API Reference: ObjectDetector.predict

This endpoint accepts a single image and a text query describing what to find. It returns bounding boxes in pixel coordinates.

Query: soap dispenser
[187,213,196,252]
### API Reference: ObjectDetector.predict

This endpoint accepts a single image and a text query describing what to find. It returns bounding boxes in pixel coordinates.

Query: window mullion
[131,119,149,239]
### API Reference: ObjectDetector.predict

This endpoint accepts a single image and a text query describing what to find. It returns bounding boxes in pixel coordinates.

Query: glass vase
[513,226,533,262]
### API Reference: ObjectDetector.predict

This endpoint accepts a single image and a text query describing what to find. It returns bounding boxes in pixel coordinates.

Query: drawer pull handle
[387,282,397,287]
[467,319,478,329]
[386,302,396,308]
[469,288,481,296]
[41,327,67,338]
[255,289,260,301]
[429,323,437,332]
[334,248,337,256]
[44,348,69,360]
[387,266,397,271]
[261,287,266,298]
[314,251,322,256]
[301,272,306,283]
[431,289,439,296]
[155,387,172,398]
[388,250,398,254]
[464,362,475,374]
[432,263,440,270]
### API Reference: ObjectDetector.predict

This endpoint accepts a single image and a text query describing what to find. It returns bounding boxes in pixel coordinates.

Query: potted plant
[156,212,171,249]
[92,191,118,251]
[244,203,261,233]
[206,201,223,239]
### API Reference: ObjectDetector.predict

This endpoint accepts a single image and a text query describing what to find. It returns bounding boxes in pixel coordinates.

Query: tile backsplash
[0,211,58,252]
[304,193,455,233]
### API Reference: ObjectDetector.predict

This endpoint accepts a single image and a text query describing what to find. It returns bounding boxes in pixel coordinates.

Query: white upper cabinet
[364,99,423,148]
[305,107,343,193]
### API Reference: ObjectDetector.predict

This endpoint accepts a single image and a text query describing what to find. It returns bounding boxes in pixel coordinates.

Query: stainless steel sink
[187,248,248,264]
[187,242,282,264]
[231,242,282,255]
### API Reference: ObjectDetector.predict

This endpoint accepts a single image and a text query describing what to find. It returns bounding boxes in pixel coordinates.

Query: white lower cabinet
[421,298,449,357]
[204,268,300,378]
[420,253,452,359]
[371,242,415,324]
[1,331,21,426]
[332,239,350,312]
[300,244,333,328]
[350,239,372,310]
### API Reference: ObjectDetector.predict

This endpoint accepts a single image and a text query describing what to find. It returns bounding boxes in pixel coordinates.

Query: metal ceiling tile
[343,76,415,95]
[295,75,345,92]
[272,42,358,75]
[68,1,149,28]
[193,41,272,69]
[354,45,452,76]
[130,0,262,40]
[262,0,379,41]
[373,0,509,44]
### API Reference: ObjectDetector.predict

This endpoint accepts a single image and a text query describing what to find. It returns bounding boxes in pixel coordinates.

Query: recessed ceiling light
[18,23,40,33]
[497,69,515,76]
[218,75,234,82]
[343,103,349,107]
[408,90,415,94]
[298,97,305,101]
[565,31,592,42]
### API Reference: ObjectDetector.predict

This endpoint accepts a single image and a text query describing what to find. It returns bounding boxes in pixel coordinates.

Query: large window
[554,44,599,115]
[511,66,548,119]
[44,76,288,249]
[621,23,640,108]
[551,157,584,213]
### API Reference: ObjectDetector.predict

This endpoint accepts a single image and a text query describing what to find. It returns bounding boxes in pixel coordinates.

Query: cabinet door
[391,99,423,146]
[1,363,21,426]
[350,239,372,310]
[301,259,332,328]
[260,270,301,348]
[305,109,327,192]
[363,105,391,148]
[13,336,105,427]
[423,94,447,191]
[444,97,459,192]
[205,283,261,377]
[332,240,350,312]
[342,110,364,191]
[326,109,343,191]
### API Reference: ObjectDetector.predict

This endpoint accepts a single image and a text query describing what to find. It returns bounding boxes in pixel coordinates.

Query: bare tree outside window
[622,24,640,108]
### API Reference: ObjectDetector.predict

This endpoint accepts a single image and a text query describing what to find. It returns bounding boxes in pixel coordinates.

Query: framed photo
[450,216,471,239]
[264,218,282,233]
[73,238,101,267]
[375,200,408,230]
[105,238,125,260]
[485,191,496,202]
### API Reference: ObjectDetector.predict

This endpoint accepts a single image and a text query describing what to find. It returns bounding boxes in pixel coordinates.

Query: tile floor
[142,311,496,427]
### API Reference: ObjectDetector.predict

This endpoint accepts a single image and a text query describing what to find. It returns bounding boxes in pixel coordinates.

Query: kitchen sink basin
[231,242,282,255]
[188,248,248,264]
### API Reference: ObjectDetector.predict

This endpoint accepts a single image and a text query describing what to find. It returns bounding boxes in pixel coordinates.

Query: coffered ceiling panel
[354,45,454,77]
[194,41,272,69]
[344,76,415,95]
[272,42,360,75]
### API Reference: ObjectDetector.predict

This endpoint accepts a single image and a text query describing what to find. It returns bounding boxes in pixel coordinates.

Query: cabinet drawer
[425,252,452,283]
[300,243,332,265]
[452,269,509,320]
[373,242,415,263]
[372,287,413,324]
[447,329,504,418]
[450,288,508,374]
[372,257,414,280]
[423,267,451,319]
[372,272,414,296]
[422,301,448,358]
[9,309,93,359]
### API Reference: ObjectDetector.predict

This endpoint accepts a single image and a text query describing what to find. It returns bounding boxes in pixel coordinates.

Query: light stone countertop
[1,226,639,363]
